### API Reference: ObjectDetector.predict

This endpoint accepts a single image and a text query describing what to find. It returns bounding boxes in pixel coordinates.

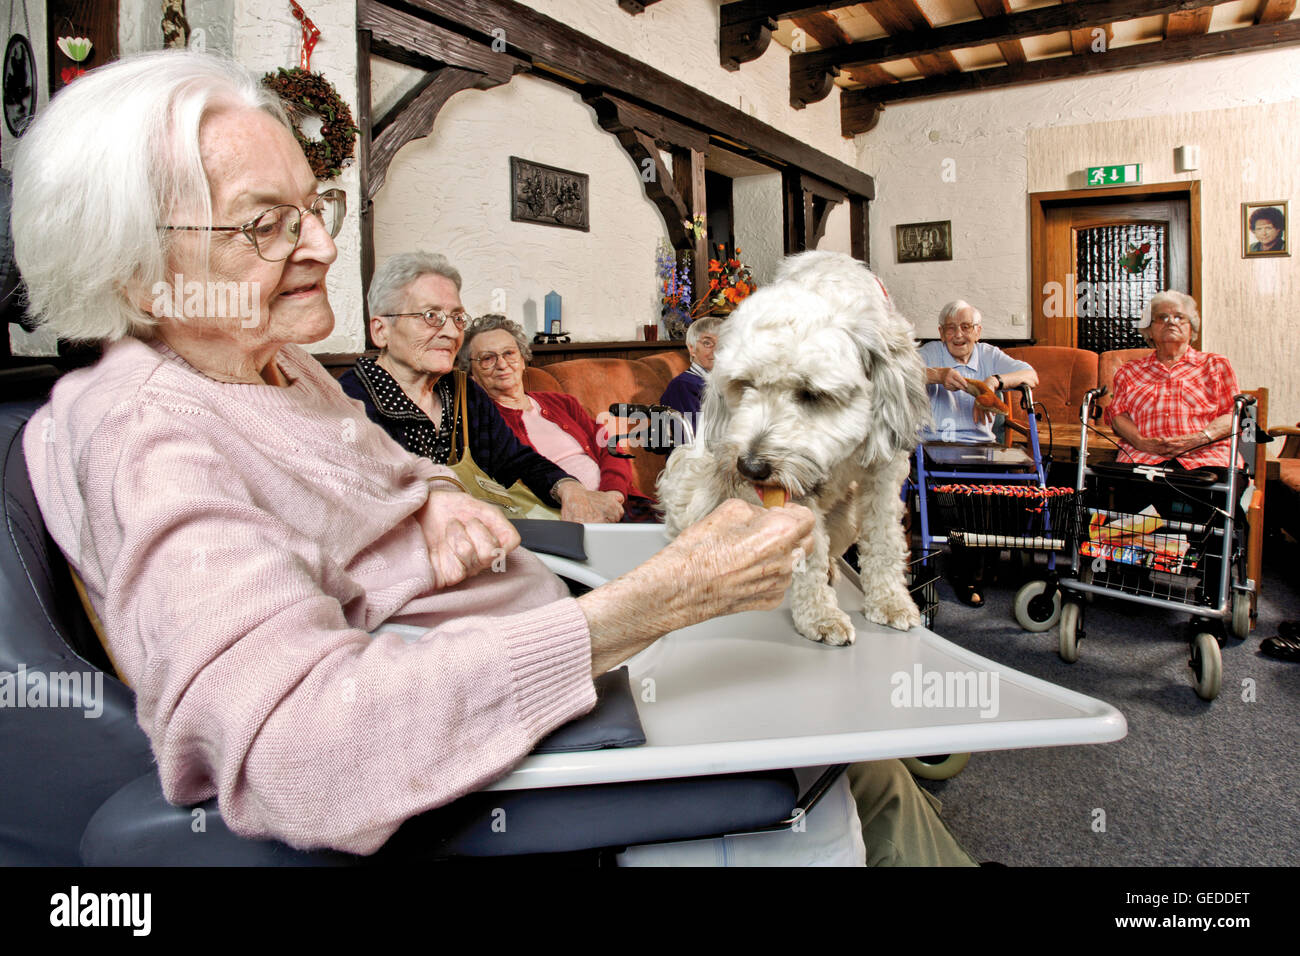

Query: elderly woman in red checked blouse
[1106,290,1240,475]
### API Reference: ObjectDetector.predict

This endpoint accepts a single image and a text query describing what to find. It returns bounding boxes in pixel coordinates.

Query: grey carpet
[914,535,1300,866]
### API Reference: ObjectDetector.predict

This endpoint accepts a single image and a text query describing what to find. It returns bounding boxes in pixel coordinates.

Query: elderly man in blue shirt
[920,300,1038,443]
[919,300,1038,607]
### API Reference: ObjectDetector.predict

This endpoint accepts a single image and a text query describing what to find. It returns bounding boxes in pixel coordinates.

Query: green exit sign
[1086,164,1141,187]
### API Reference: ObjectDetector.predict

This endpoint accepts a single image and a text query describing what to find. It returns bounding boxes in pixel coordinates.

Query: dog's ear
[697,369,732,450]
[853,318,932,467]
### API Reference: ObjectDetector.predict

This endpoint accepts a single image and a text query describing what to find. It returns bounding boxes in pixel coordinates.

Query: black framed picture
[3,33,38,137]
[510,157,589,231]
[1242,201,1288,258]
[895,220,952,263]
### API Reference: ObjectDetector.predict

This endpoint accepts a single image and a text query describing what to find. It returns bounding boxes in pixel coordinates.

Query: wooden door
[1030,183,1200,352]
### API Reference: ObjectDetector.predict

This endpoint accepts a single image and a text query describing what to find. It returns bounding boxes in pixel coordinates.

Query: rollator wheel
[1059,601,1082,663]
[903,753,971,780]
[1013,580,1061,633]
[1231,590,1251,640]
[1190,632,1222,701]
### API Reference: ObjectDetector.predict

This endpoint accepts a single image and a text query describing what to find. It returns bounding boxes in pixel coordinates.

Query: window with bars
[1074,222,1166,353]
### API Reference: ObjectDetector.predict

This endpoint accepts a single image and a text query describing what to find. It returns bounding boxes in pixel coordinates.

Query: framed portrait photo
[1242,201,1288,258]
[895,220,952,263]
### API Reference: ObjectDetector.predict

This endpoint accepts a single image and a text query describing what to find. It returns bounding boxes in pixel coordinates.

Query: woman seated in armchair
[339,252,622,523]
[460,314,658,523]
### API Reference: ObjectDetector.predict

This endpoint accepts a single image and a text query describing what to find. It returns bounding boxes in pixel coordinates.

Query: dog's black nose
[737,455,772,482]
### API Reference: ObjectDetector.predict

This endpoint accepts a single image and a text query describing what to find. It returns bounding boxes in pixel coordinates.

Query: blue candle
[544,291,562,335]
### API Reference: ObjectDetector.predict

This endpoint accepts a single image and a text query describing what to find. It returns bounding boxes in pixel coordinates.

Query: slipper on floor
[1260,635,1300,662]
[955,584,985,609]
[1278,620,1300,641]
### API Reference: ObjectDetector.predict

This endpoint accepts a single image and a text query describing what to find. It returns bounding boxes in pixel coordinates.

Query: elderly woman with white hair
[1106,290,1240,471]
[11,50,818,855]
[460,313,658,522]
[340,252,624,523]
[659,315,723,442]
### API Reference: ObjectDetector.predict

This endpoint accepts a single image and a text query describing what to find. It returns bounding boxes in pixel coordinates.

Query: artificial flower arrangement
[656,241,693,337]
[691,243,755,316]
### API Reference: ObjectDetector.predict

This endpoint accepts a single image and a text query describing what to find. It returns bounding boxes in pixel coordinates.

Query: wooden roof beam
[795,0,1226,81]
[840,17,1300,133]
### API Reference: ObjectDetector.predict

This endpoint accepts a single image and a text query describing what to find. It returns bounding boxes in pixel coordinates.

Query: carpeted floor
[915,534,1300,866]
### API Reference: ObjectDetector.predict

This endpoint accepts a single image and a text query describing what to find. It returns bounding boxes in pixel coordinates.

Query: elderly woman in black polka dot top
[339,252,623,522]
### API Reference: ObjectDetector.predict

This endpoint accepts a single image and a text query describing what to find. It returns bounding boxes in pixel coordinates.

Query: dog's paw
[864,590,922,632]
[795,605,857,646]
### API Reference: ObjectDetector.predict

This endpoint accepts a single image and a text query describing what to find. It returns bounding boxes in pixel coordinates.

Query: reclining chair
[1,396,843,865]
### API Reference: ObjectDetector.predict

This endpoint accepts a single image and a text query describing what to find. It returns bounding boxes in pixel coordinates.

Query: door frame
[1029,180,1201,347]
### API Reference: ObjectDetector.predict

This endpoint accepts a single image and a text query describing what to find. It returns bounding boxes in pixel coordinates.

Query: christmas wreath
[261,66,358,181]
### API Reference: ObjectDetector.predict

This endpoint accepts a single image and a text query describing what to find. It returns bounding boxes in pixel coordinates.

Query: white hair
[1137,290,1200,344]
[368,251,463,318]
[11,51,288,343]
[938,300,981,327]
[686,315,723,348]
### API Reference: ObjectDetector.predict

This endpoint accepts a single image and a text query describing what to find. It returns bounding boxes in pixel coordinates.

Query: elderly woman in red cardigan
[461,314,658,522]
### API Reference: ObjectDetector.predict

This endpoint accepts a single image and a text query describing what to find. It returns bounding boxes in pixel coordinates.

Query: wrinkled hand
[937,368,969,392]
[416,489,521,588]
[557,481,625,523]
[660,498,816,620]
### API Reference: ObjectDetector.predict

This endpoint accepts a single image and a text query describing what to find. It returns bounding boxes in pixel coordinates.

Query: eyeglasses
[162,188,346,262]
[377,309,469,332]
[1152,313,1189,325]
[471,347,523,370]
[940,323,978,335]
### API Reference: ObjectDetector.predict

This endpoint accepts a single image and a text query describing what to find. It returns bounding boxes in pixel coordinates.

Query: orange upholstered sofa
[522,350,690,497]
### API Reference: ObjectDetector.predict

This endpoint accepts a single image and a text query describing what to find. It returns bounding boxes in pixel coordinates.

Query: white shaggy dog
[657,251,930,645]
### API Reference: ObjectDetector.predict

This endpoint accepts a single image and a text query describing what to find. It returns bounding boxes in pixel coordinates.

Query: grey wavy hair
[368,251,462,319]
[938,300,982,328]
[686,315,724,348]
[11,50,289,343]
[458,313,532,370]
[1136,290,1200,346]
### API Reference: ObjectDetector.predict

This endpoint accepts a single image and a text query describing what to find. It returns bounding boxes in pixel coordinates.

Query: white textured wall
[732,174,784,287]
[857,47,1300,355]
[234,0,364,354]
[374,74,667,340]
[370,0,853,340]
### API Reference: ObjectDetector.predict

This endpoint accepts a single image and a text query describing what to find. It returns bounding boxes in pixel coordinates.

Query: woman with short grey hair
[1136,290,1200,347]
[340,254,626,523]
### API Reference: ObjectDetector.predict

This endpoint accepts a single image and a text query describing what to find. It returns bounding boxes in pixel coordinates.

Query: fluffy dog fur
[657,251,931,645]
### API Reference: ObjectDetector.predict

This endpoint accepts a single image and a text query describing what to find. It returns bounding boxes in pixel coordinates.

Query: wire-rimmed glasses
[471,346,523,371]
[161,188,346,262]
[376,309,469,332]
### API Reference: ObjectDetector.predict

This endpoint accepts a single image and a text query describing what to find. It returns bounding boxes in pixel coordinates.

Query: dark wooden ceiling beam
[973,0,1026,66]
[359,0,524,80]
[863,0,961,76]
[1167,7,1214,36]
[720,14,779,70]
[394,0,875,197]
[794,0,1226,77]
[721,1,867,25]
[1257,0,1296,22]
[840,17,1300,133]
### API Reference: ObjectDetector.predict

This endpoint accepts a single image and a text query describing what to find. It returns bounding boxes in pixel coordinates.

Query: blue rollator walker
[1051,388,1261,701]
[911,384,1071,634]
[903,384,1063,781]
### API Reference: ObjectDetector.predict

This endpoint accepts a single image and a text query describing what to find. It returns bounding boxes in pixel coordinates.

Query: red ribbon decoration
[290,0,320,71]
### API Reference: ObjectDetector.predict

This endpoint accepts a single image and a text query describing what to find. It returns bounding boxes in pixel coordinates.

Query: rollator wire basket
[905,548,941,630]
[931,484,1074,550]
[1074,488,1218,607]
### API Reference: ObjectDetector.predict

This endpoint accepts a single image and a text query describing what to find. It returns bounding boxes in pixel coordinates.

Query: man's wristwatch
[994,374,1005,391]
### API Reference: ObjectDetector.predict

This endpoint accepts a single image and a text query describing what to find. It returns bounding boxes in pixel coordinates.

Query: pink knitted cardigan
[23,337,597,854]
